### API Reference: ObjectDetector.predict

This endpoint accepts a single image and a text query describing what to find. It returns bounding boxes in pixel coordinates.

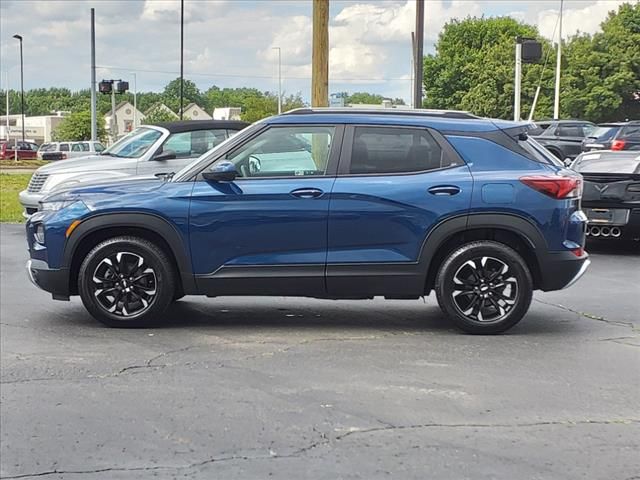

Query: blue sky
[0,0,629,104]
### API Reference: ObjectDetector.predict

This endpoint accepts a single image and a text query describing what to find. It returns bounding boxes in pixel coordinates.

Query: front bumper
[26,259,70,300]
[538,251,590,291]
[19,189,44,218]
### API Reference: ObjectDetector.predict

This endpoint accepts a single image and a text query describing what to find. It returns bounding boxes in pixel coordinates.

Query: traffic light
[116,81,129,94]
[99,80,112,94]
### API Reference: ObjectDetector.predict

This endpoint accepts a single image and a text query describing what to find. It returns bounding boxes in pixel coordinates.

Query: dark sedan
[571,150,640,242]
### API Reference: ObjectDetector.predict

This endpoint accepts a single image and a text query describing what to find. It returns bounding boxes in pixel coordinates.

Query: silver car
[20,120,248,216]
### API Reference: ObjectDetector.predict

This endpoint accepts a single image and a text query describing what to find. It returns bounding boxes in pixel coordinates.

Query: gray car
[19,120,248,216]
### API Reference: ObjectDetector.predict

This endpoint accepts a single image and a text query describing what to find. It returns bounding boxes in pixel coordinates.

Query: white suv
[38,141,106,161]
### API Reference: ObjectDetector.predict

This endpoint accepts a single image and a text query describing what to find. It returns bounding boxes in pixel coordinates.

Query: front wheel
[78,236,176,327]
[435,241,533,334]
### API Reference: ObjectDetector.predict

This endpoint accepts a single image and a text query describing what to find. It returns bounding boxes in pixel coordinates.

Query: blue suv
[25,109,590,333]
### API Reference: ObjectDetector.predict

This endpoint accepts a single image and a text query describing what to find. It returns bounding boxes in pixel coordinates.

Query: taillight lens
[611,139,626,150]
[520,175,583,199]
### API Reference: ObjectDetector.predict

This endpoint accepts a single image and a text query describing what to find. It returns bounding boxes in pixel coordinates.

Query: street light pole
[413,0,424,109]
[12,34,25,142]
[273,47,282,114]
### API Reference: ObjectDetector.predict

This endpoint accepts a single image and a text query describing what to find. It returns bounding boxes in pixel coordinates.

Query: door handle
[428,185,461,196]
[290,188,324,199]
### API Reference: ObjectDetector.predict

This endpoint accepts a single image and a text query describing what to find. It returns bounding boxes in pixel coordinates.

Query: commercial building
[0,112,68,144]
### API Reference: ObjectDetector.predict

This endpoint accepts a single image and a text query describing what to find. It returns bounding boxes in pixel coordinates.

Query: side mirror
[202,161,238,182]
[153,149,177,161]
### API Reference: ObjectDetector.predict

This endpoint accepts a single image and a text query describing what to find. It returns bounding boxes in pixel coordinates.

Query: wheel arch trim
[63,212,195,293]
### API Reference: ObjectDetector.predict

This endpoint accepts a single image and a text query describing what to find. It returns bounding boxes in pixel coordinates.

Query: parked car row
[25,108,591,334]
[530,119,640,161]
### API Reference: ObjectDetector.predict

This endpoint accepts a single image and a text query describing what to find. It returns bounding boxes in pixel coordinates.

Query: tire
[435,241,533,334]
[78,236,176,327]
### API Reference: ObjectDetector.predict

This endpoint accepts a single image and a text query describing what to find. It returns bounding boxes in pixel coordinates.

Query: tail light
[520,175,583,199]
[61,153,67,159]
[611,139,626,150]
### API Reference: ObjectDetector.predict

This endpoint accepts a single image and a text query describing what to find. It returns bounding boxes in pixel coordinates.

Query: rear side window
[350,126,449,174]
[619,125,640,140]
[557,124,590,137]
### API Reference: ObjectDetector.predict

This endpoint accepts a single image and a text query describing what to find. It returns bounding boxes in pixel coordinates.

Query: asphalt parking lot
[1,223,639,479]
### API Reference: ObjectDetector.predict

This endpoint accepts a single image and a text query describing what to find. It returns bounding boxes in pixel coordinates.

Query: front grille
[583,174,632,183]
[27,173,49,193]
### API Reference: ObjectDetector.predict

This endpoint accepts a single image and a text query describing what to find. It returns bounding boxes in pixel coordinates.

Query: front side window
[225,126,334,178]
[350,126,446,174]
[94,142,105,152]
[105,127,163,158]
[160,129,228,159]
[557,124,586,137]
[59,144,70,152]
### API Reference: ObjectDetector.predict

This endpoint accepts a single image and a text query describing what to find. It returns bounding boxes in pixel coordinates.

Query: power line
[95,65,412,82]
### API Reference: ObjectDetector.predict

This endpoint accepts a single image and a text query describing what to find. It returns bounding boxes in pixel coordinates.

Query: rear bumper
[538,251,590,291]
[26,259,70,300]
[583,203,640,240]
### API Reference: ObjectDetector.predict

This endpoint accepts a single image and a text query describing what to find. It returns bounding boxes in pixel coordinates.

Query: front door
[189,124,342,296]
[326,125,473,297]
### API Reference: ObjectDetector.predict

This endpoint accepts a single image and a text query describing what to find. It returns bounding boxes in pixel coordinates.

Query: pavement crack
[0,465,173,479]
[534,299,638,331]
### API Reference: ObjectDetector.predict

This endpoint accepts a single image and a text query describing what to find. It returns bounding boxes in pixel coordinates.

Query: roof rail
[283,107,479,120]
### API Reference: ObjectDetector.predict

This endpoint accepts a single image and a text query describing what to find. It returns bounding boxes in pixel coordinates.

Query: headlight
[33,223,45,244]
[42,173,82,192]
[39,199,79,212]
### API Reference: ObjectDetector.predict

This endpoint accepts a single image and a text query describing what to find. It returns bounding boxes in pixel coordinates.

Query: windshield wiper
[100,151,123,157]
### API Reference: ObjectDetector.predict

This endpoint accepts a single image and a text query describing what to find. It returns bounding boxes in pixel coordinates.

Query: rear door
[326,125,473,297]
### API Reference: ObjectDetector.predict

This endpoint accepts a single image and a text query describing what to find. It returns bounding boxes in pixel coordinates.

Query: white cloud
[537,0,628,41]
[0,0,629,103]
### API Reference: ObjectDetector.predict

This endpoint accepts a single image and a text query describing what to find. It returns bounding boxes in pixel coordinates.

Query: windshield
[103,127,163,158]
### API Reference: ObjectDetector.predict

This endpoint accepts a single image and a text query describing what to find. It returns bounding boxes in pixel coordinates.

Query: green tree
[344,92,405,106]
[144,104,178,124]
[562,2,640,121]
[422,16,554,119]
[52,110,107,141]
[162,78,203,113]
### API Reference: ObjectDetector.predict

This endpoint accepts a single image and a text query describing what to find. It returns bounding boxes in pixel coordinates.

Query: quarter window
[350,126,446,174]
[226,126,334,178]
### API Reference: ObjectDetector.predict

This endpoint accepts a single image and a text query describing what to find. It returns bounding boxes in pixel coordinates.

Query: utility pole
[12,34,25,142]
[110,87,117,143]
[179,0,184,119]
[273,47,282,114]
[413,0,424,109]
[311,0,329,107]
[90,8,97,141]
[553,0,563,119]
[514,39,522,121]
[4,72,9,142]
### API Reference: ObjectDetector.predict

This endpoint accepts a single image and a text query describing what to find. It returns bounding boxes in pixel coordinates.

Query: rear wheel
[435,241,533,334]
[78,236,176,327]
